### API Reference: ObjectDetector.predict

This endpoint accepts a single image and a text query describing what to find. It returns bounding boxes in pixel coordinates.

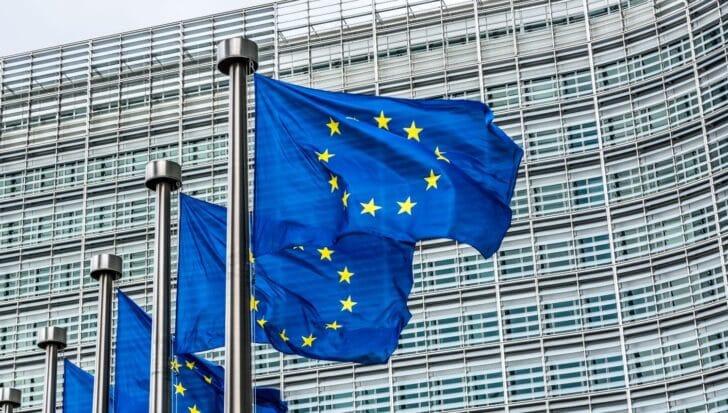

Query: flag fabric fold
[253,74,522,258]
[253,233,414,364]
[114,290,286,413]
[175,192,232,353]
[114,290,153,413]
[176,193,268,355]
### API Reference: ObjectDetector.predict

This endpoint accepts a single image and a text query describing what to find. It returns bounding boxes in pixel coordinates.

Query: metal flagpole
[144,160,182,413]
[90,254,122,413]
[37,326,67,413]
[216,37,258,413]
[0,388,21,413]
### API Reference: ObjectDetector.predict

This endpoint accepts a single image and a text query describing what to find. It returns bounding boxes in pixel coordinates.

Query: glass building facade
[1,0,727,411]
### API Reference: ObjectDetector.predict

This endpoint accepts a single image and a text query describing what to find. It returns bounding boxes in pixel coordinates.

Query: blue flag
[176,77,521,364]
[62,360,93,413]
[62,359,115,413]
[177,194,414,363]
[114,290,153,413]
[253,74,522,258]
[115,290,286,413]
[176,194,268,355]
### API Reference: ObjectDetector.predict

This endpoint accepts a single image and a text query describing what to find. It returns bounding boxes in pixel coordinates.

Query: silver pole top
[216,37,259,75]
[144,160,182,191]
[90,254,122,281]
[0,388,21,407]
[36,326,67,350]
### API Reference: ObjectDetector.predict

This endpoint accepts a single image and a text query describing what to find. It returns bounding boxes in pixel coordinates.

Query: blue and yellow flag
[115,290,287,413]
[177,194,414,363]
[176,75,521,364]
[253,74,522,258]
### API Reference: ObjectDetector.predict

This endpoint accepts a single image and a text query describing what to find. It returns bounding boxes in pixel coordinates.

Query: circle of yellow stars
[316,111,451,218]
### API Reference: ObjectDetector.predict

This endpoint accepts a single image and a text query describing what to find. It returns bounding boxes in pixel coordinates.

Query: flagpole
[216,37,258,413]
[144,160,182,413]
[90,254,122,413]
[37,326,66,413]
[0,388,20,413]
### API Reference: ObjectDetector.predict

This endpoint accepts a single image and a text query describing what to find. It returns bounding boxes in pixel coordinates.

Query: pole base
[216,37,259,75]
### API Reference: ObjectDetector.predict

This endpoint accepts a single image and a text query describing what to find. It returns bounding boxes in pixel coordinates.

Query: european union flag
[253,74,522,259]
[176,194,414,363]
[114,290,153,413]
[63,359,107,413]
[115,290,286,413]
[176,193,268,355]
[63,359,92,413]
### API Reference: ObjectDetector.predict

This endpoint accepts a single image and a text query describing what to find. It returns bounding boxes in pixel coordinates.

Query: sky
[0,0,255,57]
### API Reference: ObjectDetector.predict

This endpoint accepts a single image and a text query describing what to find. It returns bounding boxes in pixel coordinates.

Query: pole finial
[216,37,259,75]
[144,160,182,191]
[0,388,21,407]
[90,254,123,281]
[37,326,67,350]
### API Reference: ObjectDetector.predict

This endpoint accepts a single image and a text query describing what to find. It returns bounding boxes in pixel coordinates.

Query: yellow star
[316,149,335,162]
[279,329,289,342]
[397,196,417,215]
[434,146,450,163]
[185,360,196,370]
[175,382,186,396]
[302,333,316,347]
[170,358,181,373]
[203,375,213,384]
[326,117,341,136]
[293,245,304,250]
[403,121,423,141]
[342,190,350,208]
[326,321,342,330]
[188,404,201,413]
[360,198,382,216]
[337,266,354,283]
[317,247,334,261]
[328,174,339,192]
[340,295,357,312]
[374,110,392,130]
[248,249,255,263]
[257,317,267,328]
[250,295,260,311]
[424,169,441,190]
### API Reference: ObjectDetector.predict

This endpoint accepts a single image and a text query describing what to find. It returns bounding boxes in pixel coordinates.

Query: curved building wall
[0,0,727,411]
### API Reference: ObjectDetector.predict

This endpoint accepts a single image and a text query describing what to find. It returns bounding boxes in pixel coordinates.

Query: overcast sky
[0,0,253,57]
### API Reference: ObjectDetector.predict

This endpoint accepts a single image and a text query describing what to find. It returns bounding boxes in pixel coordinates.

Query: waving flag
[176,75,521,364]
[63,360,108,413]
[114,290,286,413]
[62,359,115,413]
[253,74,522,258]
[176,194,267,354]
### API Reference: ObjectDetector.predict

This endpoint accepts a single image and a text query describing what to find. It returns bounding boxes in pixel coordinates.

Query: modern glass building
[1,0,727,411]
